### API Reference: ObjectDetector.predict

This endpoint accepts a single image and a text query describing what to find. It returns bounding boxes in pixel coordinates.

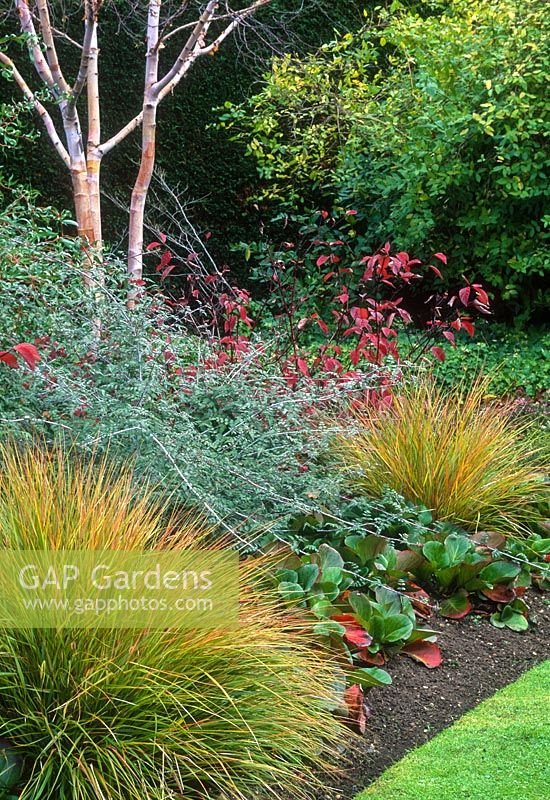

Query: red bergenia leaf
[344,684,369,734]
[14,343,40,370]
[482,585,516,603]
[357,649,385,666]
[402,641,442,669]
[343,625,373,649]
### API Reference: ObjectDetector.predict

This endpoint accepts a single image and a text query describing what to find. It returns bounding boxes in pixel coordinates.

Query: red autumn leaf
[14,343,40,370]
[428,264,443,279]
[459,286,471,306]
[331,614,373,648]
[482,585,516,603]
[461,319,475,336]
[296,358,309,377]
[322,271,336,282]
[331,614,357,624]
[0,350,19,369]
[147,241,163,251]
[345,209,358,216]
[450,318,462,331]
[434,252,448,265]
[160,263,176,281]
[344,625,373,649]
[344,684,370,734]
[442,330,456,347]
[401,641,442,669]
[297,317,309,330]
[403,586,433,618]
[316,254,330,267]
[431,346,446,362]
[316,318,329,335]
[473,285,489,305]
[156,250,172,272]
[440,592,473,619]
[357,649,385,666]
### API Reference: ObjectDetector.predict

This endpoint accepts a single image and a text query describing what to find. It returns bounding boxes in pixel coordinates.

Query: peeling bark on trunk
[3,0,272,308]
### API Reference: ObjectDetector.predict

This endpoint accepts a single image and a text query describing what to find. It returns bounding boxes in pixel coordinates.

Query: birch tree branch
[69,4,97,110]
[36,0,70,94]
[0,51,70,166]
[100,1,271,155]
[156,0,270,100]
[153,0,219,98]
[99,110,144,155]
[14,0,57,94]
[30,11,83,50]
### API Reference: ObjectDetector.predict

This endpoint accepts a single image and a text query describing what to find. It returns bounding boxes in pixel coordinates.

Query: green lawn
[355,660,550,800]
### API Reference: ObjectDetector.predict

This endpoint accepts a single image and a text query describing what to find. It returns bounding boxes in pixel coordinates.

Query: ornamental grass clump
[335,375,548,535]
[0,444,347,800]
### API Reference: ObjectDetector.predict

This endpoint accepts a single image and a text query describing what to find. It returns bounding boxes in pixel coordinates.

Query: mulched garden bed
[317,590,550,800]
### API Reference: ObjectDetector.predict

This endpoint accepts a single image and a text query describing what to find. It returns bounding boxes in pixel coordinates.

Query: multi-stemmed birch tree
[0,0,270,303]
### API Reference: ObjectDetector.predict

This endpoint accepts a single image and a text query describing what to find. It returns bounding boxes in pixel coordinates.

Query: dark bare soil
[315,591,550,800]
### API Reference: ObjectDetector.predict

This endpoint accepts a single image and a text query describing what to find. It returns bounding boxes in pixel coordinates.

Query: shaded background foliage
[222,0,549,321]
[0,0,367,274]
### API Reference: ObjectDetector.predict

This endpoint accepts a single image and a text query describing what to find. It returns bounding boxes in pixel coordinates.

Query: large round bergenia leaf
[277,582,305,602]
[354,667,392,688]
[317,543,344,571]
[348,592,373,625]
[382,613,414,643]
[440,590,472,619]
[479,561,521,585]
[444,533,472,565]
[422,540,449,568]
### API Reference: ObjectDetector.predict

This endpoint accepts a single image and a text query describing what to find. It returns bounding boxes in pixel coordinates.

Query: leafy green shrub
[335,375,549,534]
[0,205,348,535]
[0,444,347,799]
[430,325,550,397]
[224,0,549,318]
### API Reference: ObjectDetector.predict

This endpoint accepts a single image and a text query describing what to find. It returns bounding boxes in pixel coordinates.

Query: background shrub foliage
[224,0,549,319]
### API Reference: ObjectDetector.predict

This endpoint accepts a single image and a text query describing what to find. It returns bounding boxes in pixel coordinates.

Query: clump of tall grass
[0,444,347,799]
[334,376,548,535]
